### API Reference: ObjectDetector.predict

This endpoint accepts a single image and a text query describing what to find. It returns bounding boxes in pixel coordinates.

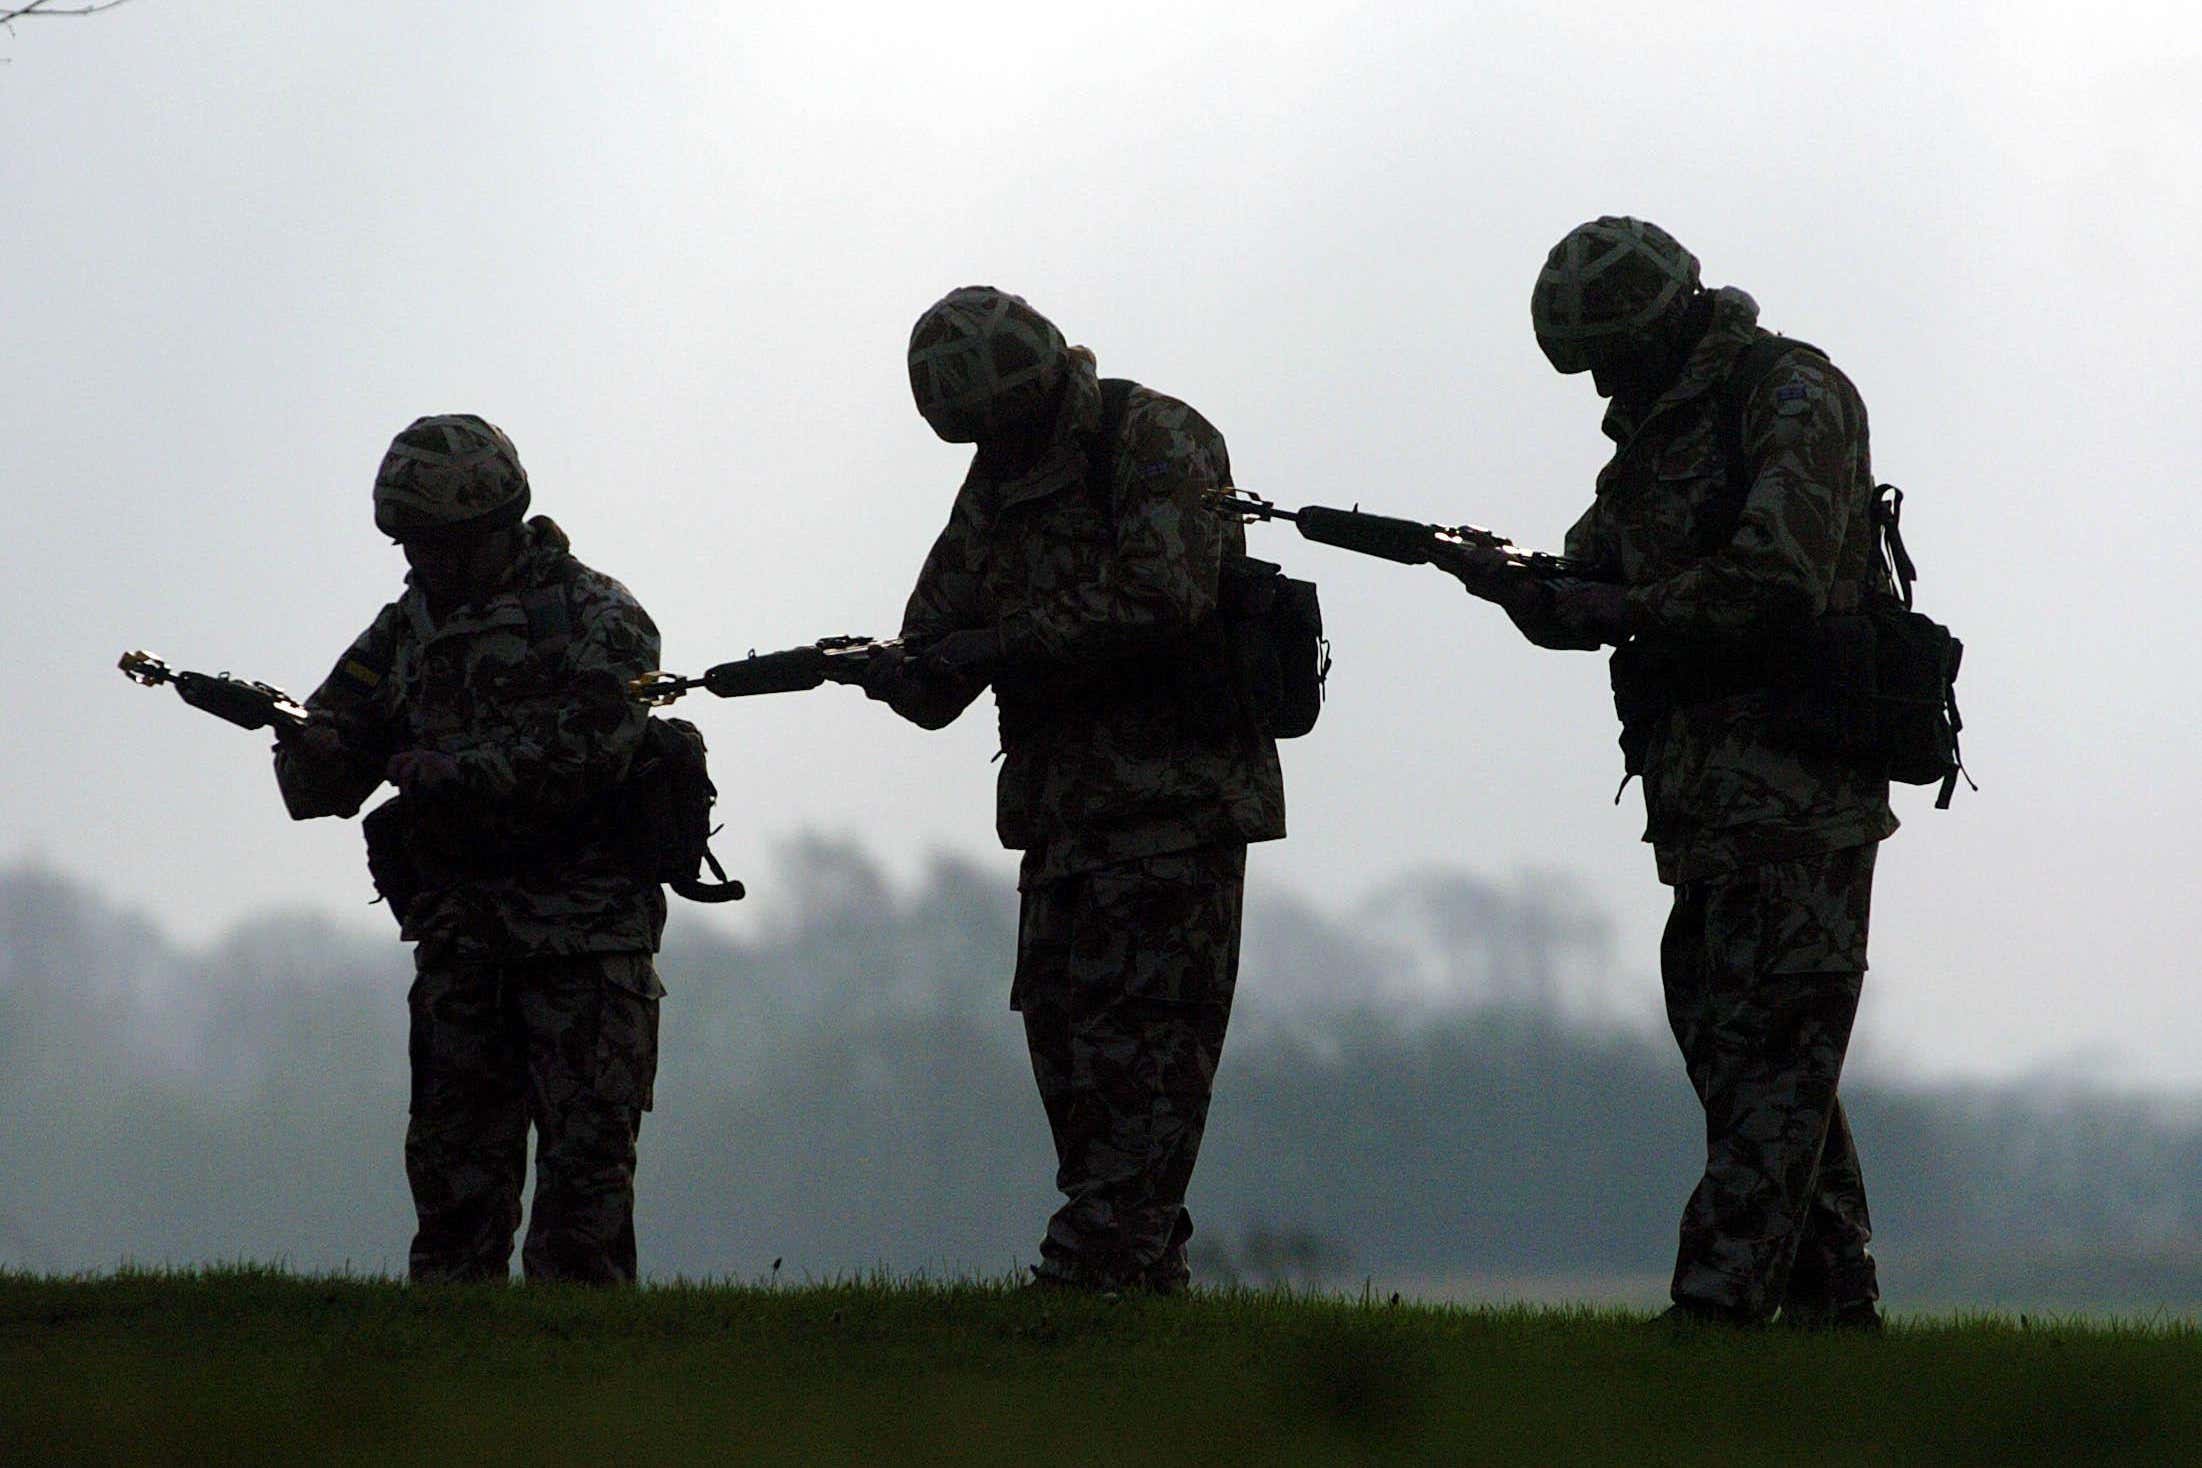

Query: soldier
[1444,220,1897,1329]
[274,414,669,1285]
[855,287,1285,1293]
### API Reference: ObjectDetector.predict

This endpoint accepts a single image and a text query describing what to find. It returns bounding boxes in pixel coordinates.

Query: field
[3,1270,2195,1465]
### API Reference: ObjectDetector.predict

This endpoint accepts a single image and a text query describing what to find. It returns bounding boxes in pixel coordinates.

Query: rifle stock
[119,650,308,734]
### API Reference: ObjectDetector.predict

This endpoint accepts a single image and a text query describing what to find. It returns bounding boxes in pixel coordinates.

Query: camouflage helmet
[372,414,531,537]
[907,286,1070,442]
[1531,217,1702,373]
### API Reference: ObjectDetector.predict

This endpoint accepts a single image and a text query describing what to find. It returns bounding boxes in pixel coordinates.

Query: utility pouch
[610,716,744,903]
[1769,613,1880,758]
[1764,489,1969,805]
[1763,601,1964,802]
[1262,568,1329,739]
[1610,631,1795,776]
[1210,554,1328,740]
[361,795,421,930]
[1866,596,1965,798]
[1608,639,1670,777]
[1216,554,1279,735]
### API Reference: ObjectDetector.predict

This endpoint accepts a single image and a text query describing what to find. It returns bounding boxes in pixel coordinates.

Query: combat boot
[1650,1299,1762,1332]
[1779,1300,1884,1333]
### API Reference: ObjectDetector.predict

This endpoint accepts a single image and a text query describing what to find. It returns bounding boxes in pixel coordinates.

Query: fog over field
[9,852,2201,1309]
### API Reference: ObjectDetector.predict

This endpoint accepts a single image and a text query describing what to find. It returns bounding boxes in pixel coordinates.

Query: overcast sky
[5,1,2198,1084]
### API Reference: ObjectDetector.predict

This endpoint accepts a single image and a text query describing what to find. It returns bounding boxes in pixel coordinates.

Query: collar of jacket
[977,349,1104,513]
[399,514,573,638]
[1598,286,1762,447]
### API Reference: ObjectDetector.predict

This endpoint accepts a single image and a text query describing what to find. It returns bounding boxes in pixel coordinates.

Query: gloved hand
[385,749,465,798]
[283,720,350,763]
[920,628,1004,679]
[1549,582,1634,645]
[856,646,913,703]
[1430,541,1528,604]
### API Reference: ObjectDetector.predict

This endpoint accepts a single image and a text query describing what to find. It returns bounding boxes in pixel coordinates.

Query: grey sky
[4,2,2198,1081]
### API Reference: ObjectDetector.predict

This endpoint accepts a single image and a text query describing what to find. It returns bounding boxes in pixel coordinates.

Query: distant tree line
[5,849,2201,1309]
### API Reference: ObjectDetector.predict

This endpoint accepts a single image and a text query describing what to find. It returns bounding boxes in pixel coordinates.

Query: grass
[2,1268,2197,1465]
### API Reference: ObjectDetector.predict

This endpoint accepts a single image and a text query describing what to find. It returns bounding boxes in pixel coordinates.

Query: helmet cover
[907,286,1069,441]
[372,413,531,537]
[1532,217,1702,373]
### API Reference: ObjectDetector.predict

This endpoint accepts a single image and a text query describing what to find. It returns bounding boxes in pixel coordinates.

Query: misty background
[8,848,2202,1307]
[3,3,2200,1293]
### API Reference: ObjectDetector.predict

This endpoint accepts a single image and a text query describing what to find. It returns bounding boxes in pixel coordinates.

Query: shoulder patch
[337,658,383,690]
[1774,381,1815,416]
[1137,459,1174,480]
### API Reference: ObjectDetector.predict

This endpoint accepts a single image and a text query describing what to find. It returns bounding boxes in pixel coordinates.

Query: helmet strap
[1598,288,1714,405]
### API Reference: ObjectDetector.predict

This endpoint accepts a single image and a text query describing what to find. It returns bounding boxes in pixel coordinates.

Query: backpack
[1715,338,1972,807]
[1087,377,1330,738]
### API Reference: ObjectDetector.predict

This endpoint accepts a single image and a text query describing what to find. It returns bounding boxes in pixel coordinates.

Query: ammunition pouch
[1780,598,1966,804]
[1766,614,1879,761]
[356,716,743,933]
[605,716,743,903]
[1607,633,1792,776]
[1610,598,1965,803]
[1218,555,1327,740]
[993,649,1183,746]
[360,795,422,929]
[357,792,511,930]
[1864,598,1965,796]
[990,555,1326,749]
[1607,639,1663,778]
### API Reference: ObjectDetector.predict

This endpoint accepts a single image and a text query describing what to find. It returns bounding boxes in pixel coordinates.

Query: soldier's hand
[283,720,349,763]
[1431,541,1519,598]
[921,628,1004,678]
[856,646,912,702]
[1549,582,1634,644]
[386,749,464,798]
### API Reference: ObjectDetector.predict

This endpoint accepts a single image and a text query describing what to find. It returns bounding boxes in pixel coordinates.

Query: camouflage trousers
[405,950,663,1285]
[1662,842,1879,1322]
[1014,844,1247,1292]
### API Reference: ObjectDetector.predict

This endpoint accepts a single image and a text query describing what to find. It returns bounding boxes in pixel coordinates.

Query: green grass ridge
[3,1268,2196,1465]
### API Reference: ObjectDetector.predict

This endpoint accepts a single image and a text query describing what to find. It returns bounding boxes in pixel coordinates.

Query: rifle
[119,650,309,735]
[630,635,903,706]
[1210,487,1597,581]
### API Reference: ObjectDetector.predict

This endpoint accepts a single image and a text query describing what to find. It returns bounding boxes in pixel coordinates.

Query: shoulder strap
[1084,377,1139,531]
[1716,337,1921,613]
[1717,334,1823,501]
[1698,334,1824,554]
[521,573,578,659]
[1874,483,1920,609]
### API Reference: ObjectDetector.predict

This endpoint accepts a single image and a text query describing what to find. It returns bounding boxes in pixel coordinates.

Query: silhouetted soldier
[1447,220,1896,1329]
[274,415,668,1284]
[859,287,1286,1292]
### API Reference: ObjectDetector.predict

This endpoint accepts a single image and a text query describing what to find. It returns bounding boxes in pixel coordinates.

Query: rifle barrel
[702,645,831,698]
[1293,504,1440,566]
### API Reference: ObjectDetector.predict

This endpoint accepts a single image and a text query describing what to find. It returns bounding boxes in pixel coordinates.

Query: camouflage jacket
[274,516,668,958]
[1554,288,1900,884]
[886,352,1286,887]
